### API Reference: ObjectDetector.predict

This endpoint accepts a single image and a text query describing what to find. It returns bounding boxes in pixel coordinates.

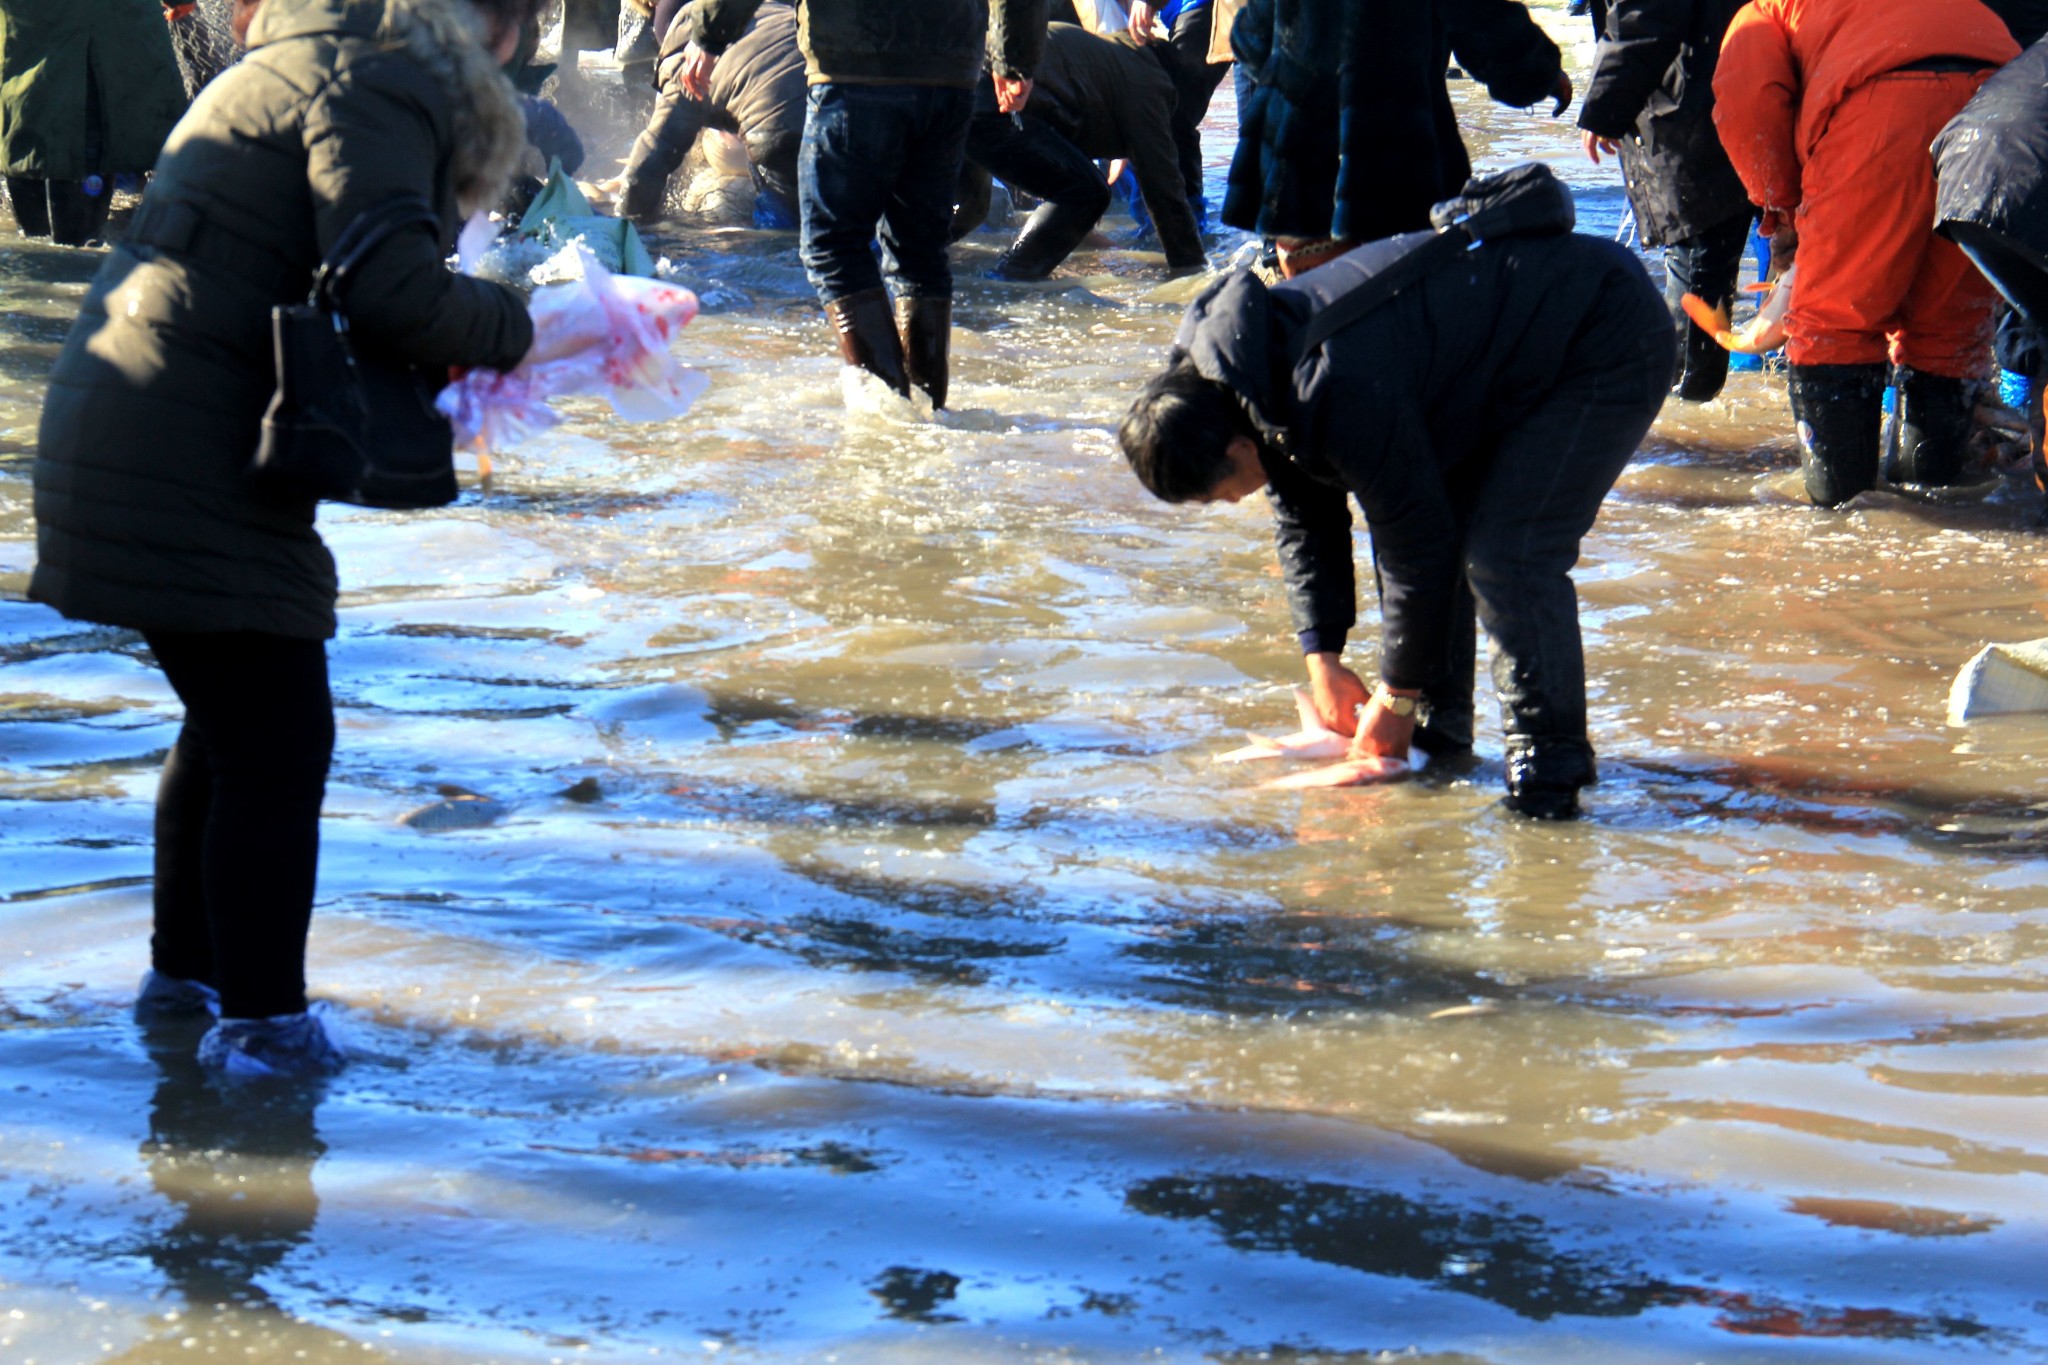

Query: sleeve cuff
[1298,627,1345,656]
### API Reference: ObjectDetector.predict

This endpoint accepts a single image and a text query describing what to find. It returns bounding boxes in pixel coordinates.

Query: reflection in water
[1128,1173,1996,1342]
[869,1266,962,1323]
[137,1055,325,1312]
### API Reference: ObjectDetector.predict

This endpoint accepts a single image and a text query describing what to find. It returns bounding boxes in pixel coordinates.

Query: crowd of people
[5,0,2048,1079]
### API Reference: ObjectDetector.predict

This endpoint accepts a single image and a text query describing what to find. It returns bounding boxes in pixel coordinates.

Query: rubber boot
[47,178,109,247]
[1886,367,1975,487]
[1502,737,1596,821]
[1671,313,1731,402]
[823,287,908,397]
[895,294,951,410]
[991,201,1100,282]
[7,176,49,237]
[1786,362,1886,507]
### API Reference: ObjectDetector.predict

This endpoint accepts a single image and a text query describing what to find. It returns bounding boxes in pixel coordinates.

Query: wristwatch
[1373,683,1419,718]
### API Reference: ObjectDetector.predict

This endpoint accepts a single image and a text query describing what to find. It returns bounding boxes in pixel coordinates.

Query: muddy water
[3,10,2047,1362]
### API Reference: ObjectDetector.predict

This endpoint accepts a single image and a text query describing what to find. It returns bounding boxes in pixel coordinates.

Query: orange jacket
[1712,0,2017,212]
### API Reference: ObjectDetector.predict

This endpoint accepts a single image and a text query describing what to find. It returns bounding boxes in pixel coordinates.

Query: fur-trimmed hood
[248,0,527,214]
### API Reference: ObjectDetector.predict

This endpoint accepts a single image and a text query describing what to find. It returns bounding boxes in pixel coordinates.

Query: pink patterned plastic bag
[437,244,708,452]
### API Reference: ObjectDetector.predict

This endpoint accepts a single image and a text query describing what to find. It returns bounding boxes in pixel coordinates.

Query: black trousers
[144,632,334,1020]
[1410,267,1675,789]
[1663,214,1751,400]
[964,110,1113,222]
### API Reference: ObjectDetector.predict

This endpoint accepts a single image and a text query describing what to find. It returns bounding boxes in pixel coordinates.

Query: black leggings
[143,632,334,1020]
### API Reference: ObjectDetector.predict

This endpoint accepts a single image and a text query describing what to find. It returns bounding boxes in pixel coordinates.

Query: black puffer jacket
[30,0,533,641]
[676,0,1044,86]
[1174,231,1658,685]
[1222,0,1562,242]
[1577,0,1750,245]
[1935,35,2048,255]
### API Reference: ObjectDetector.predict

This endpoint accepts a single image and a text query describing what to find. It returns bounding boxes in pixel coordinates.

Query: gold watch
[1374,684,1419,718]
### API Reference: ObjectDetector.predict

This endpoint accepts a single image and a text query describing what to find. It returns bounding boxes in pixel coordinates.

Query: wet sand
[3,8,2047,1361]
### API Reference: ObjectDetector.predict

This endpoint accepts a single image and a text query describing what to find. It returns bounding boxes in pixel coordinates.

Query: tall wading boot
[823,287,909,397]
[1671,312,1732,402]
[46,178,110,247]
[6,176,49,237]
[991,201,1100,282]
[1886,367,1975,487]
[1786,362,1887,507]
[894,294,951,410]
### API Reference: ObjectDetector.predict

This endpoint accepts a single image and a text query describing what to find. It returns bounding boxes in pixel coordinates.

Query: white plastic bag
[437,243,708,452]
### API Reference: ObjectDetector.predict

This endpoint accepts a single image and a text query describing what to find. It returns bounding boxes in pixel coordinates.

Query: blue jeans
[799,83,973,305]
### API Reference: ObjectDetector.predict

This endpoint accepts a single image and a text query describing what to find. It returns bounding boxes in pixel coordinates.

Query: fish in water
[1214,689,1353,764]
[1214,689,1414,789]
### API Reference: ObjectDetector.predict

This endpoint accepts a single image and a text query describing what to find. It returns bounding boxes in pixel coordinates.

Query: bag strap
[1295,225,1474,357]
[310,195,441,313]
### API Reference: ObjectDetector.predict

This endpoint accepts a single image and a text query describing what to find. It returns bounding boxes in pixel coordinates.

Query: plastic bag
[437,242,708,452]
[520,157,657,277]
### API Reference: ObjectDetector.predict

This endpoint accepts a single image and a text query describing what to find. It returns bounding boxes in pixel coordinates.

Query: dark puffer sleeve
[1265,453,1358,657]
[1441,0,1564,110]
[304,56,532,371]
[1577,0,1690,140]
[989,0,1047,78]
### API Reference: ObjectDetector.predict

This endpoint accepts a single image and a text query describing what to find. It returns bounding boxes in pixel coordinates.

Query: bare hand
[1347,691,1417,761]
[1581,129,1620,164]
[993,73,1034,115]
[680,43,716,100]
[1760,209,1797,281]
[1127,0,1160,44]
[1550,71,1574,117]
[1304,652,1369,738]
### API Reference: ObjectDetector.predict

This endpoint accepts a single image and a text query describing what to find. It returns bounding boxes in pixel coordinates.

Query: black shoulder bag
[1293,161,1580,356]
[249,195,460,510]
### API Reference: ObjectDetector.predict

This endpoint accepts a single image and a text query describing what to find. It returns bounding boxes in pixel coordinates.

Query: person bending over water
[29,0,544,1078]
[1118,167,1673,819]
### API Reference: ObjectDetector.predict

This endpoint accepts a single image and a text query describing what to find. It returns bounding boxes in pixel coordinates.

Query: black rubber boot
[7,176,49,237]
[1786,362,1887,507]
[823,287,909,397]
[1502,737,1596,821]
[991,201,1100,282]
[1671,313,1732,402]
[1886,367,1975,487]
[46,178,109,247]
[895,294,952,410]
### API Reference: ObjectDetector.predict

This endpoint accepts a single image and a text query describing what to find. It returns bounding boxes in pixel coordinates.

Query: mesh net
[166,0,241,100]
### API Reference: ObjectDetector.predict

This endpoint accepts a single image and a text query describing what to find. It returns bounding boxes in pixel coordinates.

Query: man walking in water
[667,0,1045,410]
[1119,167,1672,819]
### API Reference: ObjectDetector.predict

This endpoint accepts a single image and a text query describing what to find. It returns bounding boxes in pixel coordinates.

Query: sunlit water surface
[3,9,2046,1362]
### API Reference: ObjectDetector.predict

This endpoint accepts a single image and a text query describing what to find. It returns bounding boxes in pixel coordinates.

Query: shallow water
[4,9,2047,1362]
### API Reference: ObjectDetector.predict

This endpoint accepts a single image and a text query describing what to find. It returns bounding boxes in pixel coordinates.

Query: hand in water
[1347,690,1418,762]
[993,73,1034,115]
[1303,652,1368,737]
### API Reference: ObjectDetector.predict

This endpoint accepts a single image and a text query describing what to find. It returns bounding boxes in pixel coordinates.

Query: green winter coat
[677,0,1045,87]
[29,0,534,641]
[0,0,188,178]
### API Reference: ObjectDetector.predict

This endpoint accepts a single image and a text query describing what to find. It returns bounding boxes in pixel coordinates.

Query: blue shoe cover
[134,970,221,1025]
[198,1009,345,1081]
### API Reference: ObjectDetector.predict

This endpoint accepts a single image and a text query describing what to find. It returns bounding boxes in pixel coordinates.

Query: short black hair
[1117,356,1257,503]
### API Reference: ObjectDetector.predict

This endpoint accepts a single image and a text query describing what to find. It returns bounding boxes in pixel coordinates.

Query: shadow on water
[1625,753,2048,859]
[1126,1173,1997,1343]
